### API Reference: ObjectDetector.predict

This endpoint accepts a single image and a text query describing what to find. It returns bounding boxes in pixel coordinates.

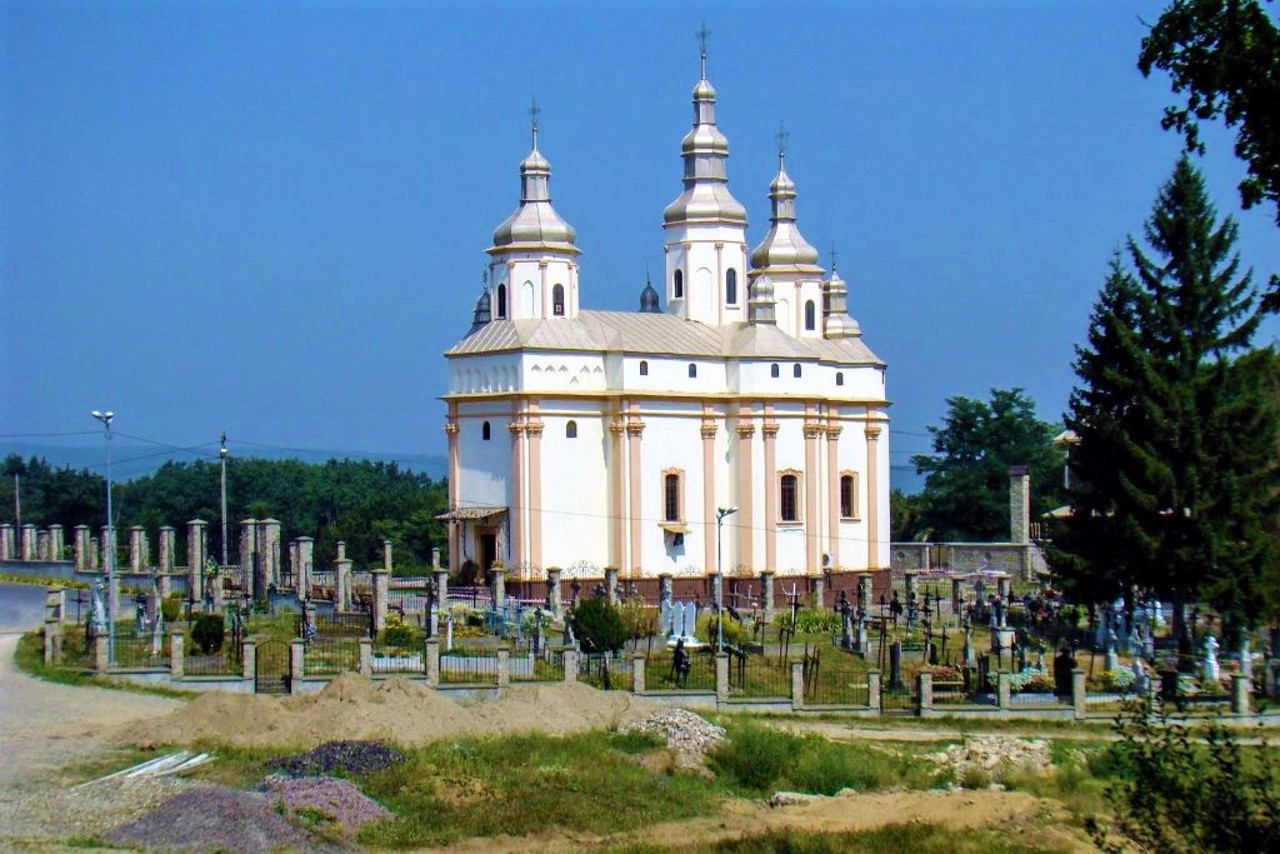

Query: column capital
[509,421,526,436]
[626,420,646,437]
[762,421,781,439]
[444,421,460,436]
[865,424,883,440]
[803,422,825,440]
[700,420,718,440]
[609,419,627,436]
[525,420,545,437]
[826,424,843,440]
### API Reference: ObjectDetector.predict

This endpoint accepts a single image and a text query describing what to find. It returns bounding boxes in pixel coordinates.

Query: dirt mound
[104,787,313,853]
[124,675,660,749]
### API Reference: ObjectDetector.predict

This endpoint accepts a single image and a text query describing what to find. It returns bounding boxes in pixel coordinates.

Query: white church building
[441,46,890,590]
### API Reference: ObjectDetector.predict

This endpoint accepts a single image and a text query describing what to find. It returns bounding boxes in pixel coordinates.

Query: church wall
[455,401,515,520]
[522,353,606,393]
[635,400,709,576]
[450,354,521,394]
[535,401,611,571]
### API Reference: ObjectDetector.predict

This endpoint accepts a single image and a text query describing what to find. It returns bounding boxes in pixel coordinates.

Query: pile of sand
[122,675,661,749]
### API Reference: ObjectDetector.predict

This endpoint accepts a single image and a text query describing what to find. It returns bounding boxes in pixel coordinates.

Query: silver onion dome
[639,280,661,313]
[750,146,820,271]
[663,63,747,227]
[490,111,579,253]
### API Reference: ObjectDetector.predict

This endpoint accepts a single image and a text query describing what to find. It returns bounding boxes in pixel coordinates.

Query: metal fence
[510,650,565,682]
[579,653,634,691]
[59,627,94,669]
[304,638,360,675]
[113,635,169,669]
[371,646,423,674]
[644,648,717,691]
[185,642,242,676]
[439,652,500,685]
[728,653,792,699]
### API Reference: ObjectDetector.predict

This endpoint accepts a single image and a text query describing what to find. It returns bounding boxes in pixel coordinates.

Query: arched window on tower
[770,363,780,378]
[482,421,492,441]
[836,372,844,386]
[552,284,565,316]
[497,284,508,319]
[688,363,697,379]
[674,269,684,299]
[566,420,577,439]
[639,360,649,376]
[793,363,802,378]
[726,269,737,305]
[804,299,816,331]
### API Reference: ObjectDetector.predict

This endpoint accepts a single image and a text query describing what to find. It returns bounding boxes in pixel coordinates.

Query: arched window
[726,269,737,305]
[482,421,492,441]
[673,269,684,299]
[639,360,649,376]
[793,363,802,378]
[840,473,857,519]
[770,363,780,378]
[552,284,565,316]
[688,363,697,378]
[664,472,682,522]
[497,284,507,319]
[836,372,844,386]
[804,299,816,331]
[566,420,578,439]
[780,474,799,522]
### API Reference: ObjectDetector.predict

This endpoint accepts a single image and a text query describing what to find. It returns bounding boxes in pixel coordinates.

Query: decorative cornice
[700,420,718,440]
[762,421,781,439]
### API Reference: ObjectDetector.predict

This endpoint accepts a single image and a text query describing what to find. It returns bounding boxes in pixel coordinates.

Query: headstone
[1105,629,1119,672]
[1203,634,1220,682]
[889,640,904,690]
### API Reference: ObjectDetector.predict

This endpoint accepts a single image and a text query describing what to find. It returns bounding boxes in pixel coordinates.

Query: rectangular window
[780,474,799,522]
[840,474,856,519]
[664,473,681,522]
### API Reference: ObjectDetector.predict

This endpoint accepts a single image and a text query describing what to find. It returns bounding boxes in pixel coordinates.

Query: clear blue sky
[3,1,1278,477]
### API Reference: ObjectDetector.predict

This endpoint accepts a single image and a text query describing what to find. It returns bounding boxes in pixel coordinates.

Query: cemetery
[10,513,1277,726]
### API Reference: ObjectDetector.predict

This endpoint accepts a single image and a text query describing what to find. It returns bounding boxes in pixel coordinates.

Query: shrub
[696,613,746,647]
[160,597,182,623]
[191,613,225,655]
[710,722,803,792]
[380,614,416,648]
[572,598,627,653]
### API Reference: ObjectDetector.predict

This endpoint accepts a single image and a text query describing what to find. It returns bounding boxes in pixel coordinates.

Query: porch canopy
[435,506,507,522]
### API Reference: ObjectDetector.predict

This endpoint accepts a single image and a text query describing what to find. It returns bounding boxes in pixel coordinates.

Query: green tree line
[0,455,449,573]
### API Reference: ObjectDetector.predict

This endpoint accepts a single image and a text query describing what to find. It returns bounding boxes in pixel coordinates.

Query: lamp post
[715,506,738,652]
[219,433,229,568]
[90,410,115,664]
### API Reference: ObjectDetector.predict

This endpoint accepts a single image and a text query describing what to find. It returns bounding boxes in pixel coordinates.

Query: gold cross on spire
[829,242,839,272]
[697,22,711,77]
[529,96,541,148]
[775,121,789,167]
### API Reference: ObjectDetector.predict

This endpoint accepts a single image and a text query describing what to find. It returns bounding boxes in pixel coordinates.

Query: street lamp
[90,410,115,664]
[715,506,738,652]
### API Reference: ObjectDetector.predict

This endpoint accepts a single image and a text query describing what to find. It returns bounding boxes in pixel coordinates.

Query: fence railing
[304,638,360,675]
[439,652,500,685]
[371,646,423,674]
[510,650,565,682]
[728,653,792,699]
[644,648,717,692]
[112,635,169,669]
[579,653,634,691]
[185,645,242,676]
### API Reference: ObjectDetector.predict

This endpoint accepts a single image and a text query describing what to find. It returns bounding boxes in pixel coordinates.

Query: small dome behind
[471,290,492,329]
[639,281,661,313]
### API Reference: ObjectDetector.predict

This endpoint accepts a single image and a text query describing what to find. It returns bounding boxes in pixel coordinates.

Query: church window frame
[552,284,565,316]
[662,468,686,523]
[482,421,492,441]
[674,269,684,299]
[778,470,802,523]
[793,363,802,378]
[639,360,649,376]
[688,363,697,379]
[496,284,508,319]
[840,471,859,520]
[566,420,578,439]
[836,372,844,387]
[726,269,738,305]
[770,363,780,378]
[804,299,816,331]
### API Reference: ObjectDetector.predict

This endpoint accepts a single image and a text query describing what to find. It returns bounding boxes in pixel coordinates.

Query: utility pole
[91,410,115,664]
[219,433,229,568]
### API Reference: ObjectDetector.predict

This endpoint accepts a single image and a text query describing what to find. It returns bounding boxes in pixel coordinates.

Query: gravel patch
[266,740,404,778]
[104,787,314,852]
[260,775,389,833]
[621,708,726,769]
[927,736,1054,782]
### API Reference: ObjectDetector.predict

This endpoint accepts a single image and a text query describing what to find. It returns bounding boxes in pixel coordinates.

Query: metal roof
[445,310,883,365]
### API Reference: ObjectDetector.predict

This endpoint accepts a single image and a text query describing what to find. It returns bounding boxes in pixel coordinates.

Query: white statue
[1203,634,1220,682]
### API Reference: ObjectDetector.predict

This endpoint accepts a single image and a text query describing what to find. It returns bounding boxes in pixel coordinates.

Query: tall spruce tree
[1054,157,1279,630]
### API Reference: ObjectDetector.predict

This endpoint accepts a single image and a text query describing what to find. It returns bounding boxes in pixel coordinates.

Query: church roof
[445,310,883,365]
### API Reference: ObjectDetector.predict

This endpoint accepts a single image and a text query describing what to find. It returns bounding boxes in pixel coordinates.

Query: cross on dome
[529,97,541,148]
[775,121,790,168]
[697,22,711,77]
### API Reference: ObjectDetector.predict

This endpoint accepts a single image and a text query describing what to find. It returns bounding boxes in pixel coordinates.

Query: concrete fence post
[917,671,933,716]
[242,639,257,682]
[998,671,1012,710]
[1072,669,1087,719]
[359,638,373,678]
[1231,673,1251,715]
[760,571,776,624]
[633,654,646,694]
[425,639,440,687]
[95,634,110,673]
[170,632,185,679]
[43,620,58,665]
[791,660,805,711]
[371,569,389,632]
[715,652,729,703]
[563,647,579,684]
[497,648,511,687]
[289,639,305,695]
[604,567,619,605]
[867,670,881,712]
